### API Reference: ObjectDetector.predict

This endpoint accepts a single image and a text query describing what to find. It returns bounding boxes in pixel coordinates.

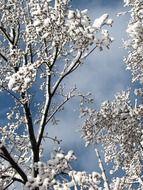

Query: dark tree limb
[37,48,59,147]
[0,26,13,45]
[37,51,82,148]
[0,52,8,62]
[0,145,27,184]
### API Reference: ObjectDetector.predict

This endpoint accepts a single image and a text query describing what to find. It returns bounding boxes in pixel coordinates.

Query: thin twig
[2,85,23,105]
[95,149,111,190]
[0,52,8,62]
[0,144,27,183]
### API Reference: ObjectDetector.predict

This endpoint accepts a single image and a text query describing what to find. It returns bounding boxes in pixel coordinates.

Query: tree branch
[52,51,82,96]
[1,174,24,184]
[37,51,82,147]
[22,100,38,161]
[0,144,27,184]
[13,24,20,46]
[37,48,59,147]
[95,149,111,190]
[37,80,52,147]
[23,101,36,148]
[0,26,13,45]
[81,46,97,60]
[21,92,39,177]
[0,52,8,62]
[45,95,72,125]
[2,85,23,105]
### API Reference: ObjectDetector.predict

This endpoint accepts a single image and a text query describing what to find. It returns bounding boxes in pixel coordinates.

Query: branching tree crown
[0,0,142,189]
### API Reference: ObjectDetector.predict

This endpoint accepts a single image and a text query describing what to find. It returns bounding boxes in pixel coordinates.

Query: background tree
[81,0,143,189]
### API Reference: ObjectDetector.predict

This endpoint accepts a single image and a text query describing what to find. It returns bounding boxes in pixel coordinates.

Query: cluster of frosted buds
[0,164,6,189]
[81,91,143,174]
[53,171,101,190]
[0,0,22,26]
[6,63,38,92]
[25,23,38,44]
[66,9,94,48]
[124,153,142,179]
[110,176,139,190]
[28,0,71,46]
[66,11,113,49]
[134,88,143,96]
[68,171,101,189]
[8,48,23,68]
[124,0,143,83]
[27,0,113,51]
[26,150,77,189]
[124,0,136,6]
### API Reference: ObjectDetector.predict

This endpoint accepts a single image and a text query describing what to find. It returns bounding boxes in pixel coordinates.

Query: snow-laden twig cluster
[6,62,38,92]
[81,91,143,178]
[124,0,143,83]
[27,0,113,51]
[26,149,102,190]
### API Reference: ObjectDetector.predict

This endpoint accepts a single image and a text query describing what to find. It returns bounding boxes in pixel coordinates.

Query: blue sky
[43,0,133,174]
[71,0,122,8]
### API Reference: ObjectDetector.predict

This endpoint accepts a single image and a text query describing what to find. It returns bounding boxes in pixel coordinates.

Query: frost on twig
[81,90,143,188]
